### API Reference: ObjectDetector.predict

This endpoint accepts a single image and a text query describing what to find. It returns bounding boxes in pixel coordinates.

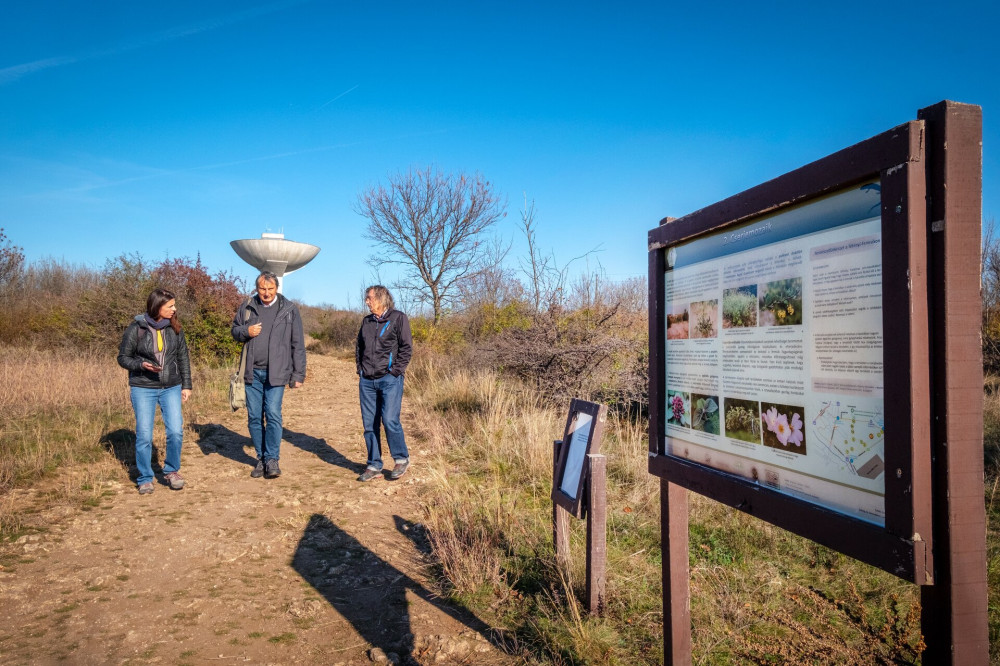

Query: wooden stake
[553,439,570,573]
[586,454,607,615]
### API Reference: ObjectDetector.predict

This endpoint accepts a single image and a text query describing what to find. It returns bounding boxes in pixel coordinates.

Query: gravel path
[0,354,516,665]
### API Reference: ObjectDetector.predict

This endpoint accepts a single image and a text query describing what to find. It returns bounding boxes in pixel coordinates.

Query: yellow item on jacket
[157,330,163,352]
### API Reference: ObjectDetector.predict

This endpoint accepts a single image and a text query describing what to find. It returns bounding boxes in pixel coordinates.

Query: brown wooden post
[661,479,691,665]
[586,453,607,615]
[918,101,989,664]
[553,439,571,573]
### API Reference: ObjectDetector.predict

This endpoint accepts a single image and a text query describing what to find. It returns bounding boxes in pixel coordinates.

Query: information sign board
[663,183,886,525]
[553,399,607,518]
[648,120,932,582]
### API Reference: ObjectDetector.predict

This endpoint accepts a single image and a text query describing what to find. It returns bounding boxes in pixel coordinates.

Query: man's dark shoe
[250,459,265,478]
[357,467,381,482]
[264,459,281,479]
[389,460,409,480]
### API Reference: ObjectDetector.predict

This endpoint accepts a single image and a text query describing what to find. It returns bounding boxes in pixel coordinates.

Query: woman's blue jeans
[130,384,183,486]
[359,373,408,471]
[245,368,285,461]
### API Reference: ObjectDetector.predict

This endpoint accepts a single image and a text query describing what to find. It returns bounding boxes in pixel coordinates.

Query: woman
[117,288,193,494]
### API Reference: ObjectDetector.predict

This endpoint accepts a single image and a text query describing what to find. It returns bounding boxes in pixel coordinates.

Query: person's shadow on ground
[282,427,364,474]
[291,513,511,663]
[189,422,258,469]
[100,428,162,484]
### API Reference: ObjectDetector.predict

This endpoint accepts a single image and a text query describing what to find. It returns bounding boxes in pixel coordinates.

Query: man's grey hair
[365,285,394,311]
[256,271,279,289]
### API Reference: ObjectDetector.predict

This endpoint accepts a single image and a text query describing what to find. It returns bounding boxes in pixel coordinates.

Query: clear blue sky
[2,0,997,308]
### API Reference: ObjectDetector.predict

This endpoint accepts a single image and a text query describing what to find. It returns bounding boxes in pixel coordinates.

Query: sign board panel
[553,399,607,518]
[662,183,886,525]
[648,120,932,582]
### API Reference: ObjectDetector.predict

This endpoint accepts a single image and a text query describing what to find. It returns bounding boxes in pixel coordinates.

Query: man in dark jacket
[231,271,306,479]
[356,285,412,481]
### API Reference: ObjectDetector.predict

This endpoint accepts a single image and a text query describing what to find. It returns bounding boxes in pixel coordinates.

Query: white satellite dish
[230,232,320,293]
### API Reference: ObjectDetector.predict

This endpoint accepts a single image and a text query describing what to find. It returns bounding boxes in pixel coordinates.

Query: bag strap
[236,297,253,377]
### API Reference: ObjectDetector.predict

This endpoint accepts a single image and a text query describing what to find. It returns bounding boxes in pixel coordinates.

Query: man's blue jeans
[246,368,285,461]
[359,373,408,471]
[130,384,183,486]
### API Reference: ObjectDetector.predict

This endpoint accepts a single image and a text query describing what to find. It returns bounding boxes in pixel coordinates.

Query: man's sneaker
[357,467,381,482]
[250,459,265,478]
[138,483,154,495]
[165,472,186,490]
[264,459,281,479]
[389,460,409,480]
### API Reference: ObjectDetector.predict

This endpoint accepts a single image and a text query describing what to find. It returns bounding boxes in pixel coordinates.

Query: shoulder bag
[229,298,253,411]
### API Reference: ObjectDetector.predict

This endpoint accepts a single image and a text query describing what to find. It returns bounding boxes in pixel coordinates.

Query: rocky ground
[0,354,518,665]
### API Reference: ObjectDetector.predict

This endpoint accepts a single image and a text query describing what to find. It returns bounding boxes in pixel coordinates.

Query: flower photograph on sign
[758,277,803,326]
[667,390,690,427]
[760,401,807,454]
[722,285,758,328]
[690,299,719,338]
[691,394,720,434]
[667,304,689,339]
[723,397,762,444]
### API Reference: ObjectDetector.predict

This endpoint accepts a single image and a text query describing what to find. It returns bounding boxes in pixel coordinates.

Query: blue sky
[2,1,997,308]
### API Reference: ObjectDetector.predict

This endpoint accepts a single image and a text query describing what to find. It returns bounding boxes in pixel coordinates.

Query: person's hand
[181,389,192,403]
[290,381,303,389]
[141,361,161,372]
[248,322,263,338]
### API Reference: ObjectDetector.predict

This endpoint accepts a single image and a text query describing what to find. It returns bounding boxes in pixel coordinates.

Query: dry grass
[407,351,929,664]
[0,345,128,417]
[983,380,1000,661]
[0,345,228,540]
[407,353,666,662]
[0,346,130,496]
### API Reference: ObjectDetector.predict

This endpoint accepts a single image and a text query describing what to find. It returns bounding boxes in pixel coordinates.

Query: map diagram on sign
[811,401,885,482]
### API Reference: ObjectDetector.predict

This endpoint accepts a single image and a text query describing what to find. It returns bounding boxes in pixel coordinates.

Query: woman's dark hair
[146,288,182,333]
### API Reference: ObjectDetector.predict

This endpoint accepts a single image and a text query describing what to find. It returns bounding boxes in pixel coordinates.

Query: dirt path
[0,355,517,665]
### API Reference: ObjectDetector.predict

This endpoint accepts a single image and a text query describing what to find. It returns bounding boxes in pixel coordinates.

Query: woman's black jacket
[117,315,193,390]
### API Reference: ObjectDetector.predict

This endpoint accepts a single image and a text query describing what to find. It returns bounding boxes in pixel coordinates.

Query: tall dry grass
[407,351,928,664]
[0,346,130,489]
[0,345,228,541]
[983,381,1000,660]
[407,353,665,662]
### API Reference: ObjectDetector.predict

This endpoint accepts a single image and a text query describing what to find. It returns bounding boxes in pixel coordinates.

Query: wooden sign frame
[552,398,608,519]
[647,119,933,582]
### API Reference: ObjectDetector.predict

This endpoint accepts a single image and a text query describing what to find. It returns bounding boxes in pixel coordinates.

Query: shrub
[151,256,245,365]
[0,237,245,365]
[479,302,647,408]
[410,315,466,352]
[307,307,362,352]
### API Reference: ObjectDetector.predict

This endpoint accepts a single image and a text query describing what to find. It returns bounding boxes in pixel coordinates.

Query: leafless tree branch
[356,168,507,323]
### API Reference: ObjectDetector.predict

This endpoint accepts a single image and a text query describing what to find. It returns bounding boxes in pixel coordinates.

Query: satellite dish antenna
[230,232,320,293]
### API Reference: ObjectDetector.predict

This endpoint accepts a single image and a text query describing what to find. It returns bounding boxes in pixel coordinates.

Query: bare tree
[356,168,507,324]
[982,219,1000,372]
[0,228,24,293]
[457,233,517,309]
